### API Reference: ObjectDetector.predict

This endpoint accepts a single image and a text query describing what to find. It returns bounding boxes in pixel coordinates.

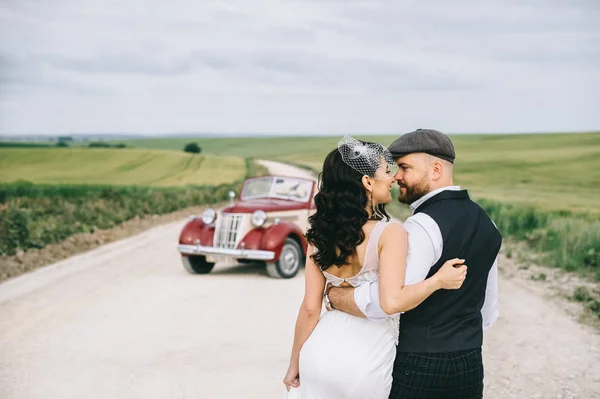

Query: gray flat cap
[388,128,455,163]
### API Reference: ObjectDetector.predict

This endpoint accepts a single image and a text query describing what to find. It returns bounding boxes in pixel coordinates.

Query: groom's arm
[327,286,365,318]
[481,257,499,330]
[481,221,500,331]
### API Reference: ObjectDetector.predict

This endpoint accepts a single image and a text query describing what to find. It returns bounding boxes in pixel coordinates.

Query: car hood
[223,198,307,213]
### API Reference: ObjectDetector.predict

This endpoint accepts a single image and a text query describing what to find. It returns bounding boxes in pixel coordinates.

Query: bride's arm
[378,223,466,315]
[284,245,325,388]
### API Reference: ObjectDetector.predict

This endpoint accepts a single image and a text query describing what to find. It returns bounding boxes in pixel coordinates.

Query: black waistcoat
[396,190,502,353]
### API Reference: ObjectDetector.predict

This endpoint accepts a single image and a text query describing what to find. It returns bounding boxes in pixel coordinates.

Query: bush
[0,181,243,255]
[573,287,593,302]
[0,208,31,253]
[572,287,600,318]
[184,143,202,154]
[56,141,69,147]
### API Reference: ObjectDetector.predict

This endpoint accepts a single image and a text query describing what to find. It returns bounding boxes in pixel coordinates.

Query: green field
[0,148,246,187]
[113,133,600,214]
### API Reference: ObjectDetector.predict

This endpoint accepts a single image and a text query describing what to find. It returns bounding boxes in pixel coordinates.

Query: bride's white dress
[293,220,400,399]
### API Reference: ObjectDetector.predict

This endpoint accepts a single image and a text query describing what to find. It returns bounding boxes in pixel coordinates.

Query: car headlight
[201,208,217,225]
[251,210,267,227]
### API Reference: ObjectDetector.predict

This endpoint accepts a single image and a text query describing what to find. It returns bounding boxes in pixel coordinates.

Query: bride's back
[321,219,393,287]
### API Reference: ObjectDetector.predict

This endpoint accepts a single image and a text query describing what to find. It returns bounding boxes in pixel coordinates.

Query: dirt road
[0,160,599,399]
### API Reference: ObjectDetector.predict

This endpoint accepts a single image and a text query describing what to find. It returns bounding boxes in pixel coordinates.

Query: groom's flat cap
[388,129,455,163]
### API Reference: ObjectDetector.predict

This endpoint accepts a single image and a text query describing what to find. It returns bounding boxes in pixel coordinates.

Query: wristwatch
[324,285,335,311]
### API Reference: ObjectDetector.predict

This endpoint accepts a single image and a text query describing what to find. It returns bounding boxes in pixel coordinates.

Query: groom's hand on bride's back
[326,284,366,318]
[434,258,467,290]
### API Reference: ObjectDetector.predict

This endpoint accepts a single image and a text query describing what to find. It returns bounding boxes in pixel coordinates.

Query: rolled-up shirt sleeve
[481,256,499,331]
[354,280,391,322]
[354,214,442,321]
[404,214,443,285]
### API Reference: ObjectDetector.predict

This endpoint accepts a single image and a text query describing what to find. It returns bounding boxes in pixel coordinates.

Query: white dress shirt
[354,186,499,331]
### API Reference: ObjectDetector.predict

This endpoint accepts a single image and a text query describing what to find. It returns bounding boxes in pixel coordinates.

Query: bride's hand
[434,258,467,290]
[283,363,300,391]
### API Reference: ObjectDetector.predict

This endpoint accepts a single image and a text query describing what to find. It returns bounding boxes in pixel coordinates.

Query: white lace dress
[293,220,400,399]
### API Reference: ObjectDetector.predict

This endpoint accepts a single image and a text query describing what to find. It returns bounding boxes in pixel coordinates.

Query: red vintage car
[178,175,317,278]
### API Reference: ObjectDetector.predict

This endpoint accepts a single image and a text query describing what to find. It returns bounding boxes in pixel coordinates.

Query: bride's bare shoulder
[380,221,407,243]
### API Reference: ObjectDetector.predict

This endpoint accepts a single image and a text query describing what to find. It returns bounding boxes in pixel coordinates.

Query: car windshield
[241,177,313,202]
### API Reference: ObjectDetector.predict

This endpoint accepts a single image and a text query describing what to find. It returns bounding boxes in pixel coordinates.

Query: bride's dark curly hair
[306,142,390,271]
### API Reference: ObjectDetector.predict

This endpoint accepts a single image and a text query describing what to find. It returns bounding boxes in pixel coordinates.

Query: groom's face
[393,153,433,205]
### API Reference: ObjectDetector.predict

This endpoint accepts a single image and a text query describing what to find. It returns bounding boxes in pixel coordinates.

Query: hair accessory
[337,135,398,179]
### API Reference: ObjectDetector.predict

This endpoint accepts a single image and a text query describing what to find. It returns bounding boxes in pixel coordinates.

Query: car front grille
[214,213,243,249]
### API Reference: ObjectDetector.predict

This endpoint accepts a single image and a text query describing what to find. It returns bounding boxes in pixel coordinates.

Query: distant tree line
[53,141,128,148]
[0,142,52,148]
[87,142,127,148]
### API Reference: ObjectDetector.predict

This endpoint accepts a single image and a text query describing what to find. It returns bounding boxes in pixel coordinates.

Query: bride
[283,136,467,398]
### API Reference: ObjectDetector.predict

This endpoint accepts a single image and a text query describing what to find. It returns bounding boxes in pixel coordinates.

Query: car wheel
[182,255,215,274]
[266,238,303,279]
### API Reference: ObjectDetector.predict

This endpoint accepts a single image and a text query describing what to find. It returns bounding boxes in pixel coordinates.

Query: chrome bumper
[177,244,275,261]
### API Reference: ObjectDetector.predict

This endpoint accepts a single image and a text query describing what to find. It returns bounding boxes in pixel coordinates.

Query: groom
[327,129,501,399]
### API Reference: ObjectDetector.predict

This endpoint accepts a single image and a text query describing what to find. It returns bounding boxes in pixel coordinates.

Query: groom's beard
[397,176,431,205]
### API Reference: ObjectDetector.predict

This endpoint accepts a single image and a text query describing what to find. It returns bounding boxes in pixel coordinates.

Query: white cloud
[0,0,598,134]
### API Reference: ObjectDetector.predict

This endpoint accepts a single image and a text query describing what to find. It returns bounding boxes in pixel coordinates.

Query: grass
[481,200,600,279]
[0,148,246,187]
[112,132,600,214]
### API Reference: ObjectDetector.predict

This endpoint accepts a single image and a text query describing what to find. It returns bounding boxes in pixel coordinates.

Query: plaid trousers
[389,348,484,399]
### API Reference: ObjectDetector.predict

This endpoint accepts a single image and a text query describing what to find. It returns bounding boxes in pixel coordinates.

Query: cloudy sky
[0,0,598,135]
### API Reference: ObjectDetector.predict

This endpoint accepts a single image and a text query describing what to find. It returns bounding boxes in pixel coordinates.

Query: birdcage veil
[337,135,398,179]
